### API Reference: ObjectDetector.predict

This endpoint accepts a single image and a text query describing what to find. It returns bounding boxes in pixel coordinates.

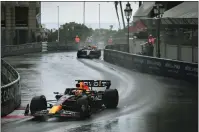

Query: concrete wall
[1,42,42,57]
[104,49,198,83]
[1,59,21,116]
[47,42,79,51]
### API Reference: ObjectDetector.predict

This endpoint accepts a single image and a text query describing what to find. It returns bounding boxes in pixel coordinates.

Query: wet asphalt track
[2,51,198,132]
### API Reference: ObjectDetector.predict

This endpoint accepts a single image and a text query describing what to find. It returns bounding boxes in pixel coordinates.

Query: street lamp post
[124,2,132,53]
[57,6,60,42]
[153,3,165,58]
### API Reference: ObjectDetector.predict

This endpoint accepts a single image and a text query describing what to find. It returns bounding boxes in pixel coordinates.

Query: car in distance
[77,46,101,59]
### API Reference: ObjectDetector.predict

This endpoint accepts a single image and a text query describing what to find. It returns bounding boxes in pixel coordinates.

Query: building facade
[1,1,41,46]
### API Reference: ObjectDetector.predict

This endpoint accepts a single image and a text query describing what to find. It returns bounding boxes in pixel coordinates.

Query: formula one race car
[77,46,101,59]
[24,80,119,120]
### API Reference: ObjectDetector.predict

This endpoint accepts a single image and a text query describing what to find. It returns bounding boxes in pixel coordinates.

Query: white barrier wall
[166,45,178,60]
[165,45,198,63]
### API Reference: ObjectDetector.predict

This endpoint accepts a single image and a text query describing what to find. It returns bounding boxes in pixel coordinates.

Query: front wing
[25,110,80,118]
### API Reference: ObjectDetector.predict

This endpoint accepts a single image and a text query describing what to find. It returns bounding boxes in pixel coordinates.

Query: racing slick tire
[103,89,119,108]
[77,54,81,58]
[77,53,80,58]
[30,95,47,119]
[77,51,82,58]
[76,96,91,119]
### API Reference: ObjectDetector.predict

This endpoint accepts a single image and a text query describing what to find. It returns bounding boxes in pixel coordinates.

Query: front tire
[30,95,47,119]
[77,96,91,119]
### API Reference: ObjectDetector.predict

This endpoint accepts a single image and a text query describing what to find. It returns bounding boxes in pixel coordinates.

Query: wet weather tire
[30,95,47,115]
[103,89,119,108]
[77,96,91,119]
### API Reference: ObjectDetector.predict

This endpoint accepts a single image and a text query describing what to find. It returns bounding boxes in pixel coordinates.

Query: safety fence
[104,49,198,83]
[1,59,21,117]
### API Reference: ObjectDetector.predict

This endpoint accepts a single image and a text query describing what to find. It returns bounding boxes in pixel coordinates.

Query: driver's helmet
[79,82,85,89]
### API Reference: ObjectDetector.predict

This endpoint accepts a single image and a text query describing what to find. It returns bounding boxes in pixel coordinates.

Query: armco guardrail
[104,49,198,83]
[1,59,21,116]
[47,42,79,51]
[1,42,42,57]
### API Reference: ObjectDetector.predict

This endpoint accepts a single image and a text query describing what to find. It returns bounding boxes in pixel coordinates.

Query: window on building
[15,7,28,27]
[1,6,5,27]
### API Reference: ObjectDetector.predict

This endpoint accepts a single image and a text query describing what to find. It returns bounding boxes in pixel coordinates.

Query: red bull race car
[77,46,101,59]
[24,80,119,120]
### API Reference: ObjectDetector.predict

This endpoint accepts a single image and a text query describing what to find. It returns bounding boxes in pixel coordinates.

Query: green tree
[48,22,93,44]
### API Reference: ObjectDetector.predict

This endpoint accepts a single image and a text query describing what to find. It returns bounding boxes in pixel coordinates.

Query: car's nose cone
[49,105,62,114]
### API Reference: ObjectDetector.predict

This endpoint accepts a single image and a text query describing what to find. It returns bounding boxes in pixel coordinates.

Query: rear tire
[103,89,119,108]
[30,95,47,117]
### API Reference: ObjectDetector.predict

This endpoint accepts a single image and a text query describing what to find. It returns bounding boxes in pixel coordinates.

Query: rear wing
[75,80,111,88]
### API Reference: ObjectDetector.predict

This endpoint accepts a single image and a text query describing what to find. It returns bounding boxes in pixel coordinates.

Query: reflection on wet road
[2,51,197,132]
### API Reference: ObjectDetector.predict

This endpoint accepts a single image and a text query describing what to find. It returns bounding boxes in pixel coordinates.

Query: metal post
[57,6,59,42]
[83,2,85,25]
[99,4,100,29]
[119,1,125,29]
[157,5,161,58]
[127,18,130,53]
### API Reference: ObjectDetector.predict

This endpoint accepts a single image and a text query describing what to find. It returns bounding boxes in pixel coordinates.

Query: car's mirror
[53,92,59,94]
